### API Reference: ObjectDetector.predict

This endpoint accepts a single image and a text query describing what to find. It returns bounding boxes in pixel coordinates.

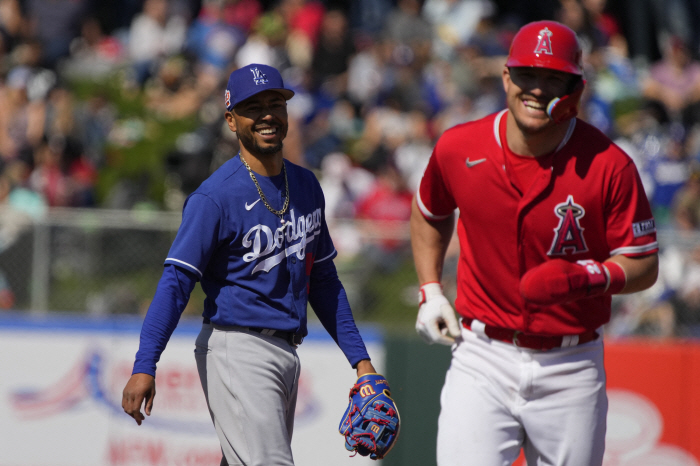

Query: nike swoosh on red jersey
[466,158,487,168]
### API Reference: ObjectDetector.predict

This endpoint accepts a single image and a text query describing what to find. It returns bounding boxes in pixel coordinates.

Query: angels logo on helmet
[534,27,554,56]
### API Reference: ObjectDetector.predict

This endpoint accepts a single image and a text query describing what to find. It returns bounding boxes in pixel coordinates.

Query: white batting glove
[416,282,460,346]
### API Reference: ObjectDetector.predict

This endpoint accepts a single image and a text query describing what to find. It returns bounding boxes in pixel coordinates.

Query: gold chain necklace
[240,153,289,223]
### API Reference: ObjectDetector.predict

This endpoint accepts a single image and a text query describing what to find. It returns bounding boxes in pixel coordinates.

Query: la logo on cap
[534,27,554,55]
[251,67,269,85]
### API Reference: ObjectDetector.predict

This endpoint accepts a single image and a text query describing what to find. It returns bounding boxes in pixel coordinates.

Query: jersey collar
[493,110,577,153]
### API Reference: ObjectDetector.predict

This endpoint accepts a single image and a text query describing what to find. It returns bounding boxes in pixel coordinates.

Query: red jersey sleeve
[605,160,659,256]
[417,146,458,221]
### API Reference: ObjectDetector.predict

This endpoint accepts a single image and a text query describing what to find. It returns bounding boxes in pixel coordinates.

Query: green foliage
[67,76,199,207]
[332,251,419,325]
[48,268,160,314]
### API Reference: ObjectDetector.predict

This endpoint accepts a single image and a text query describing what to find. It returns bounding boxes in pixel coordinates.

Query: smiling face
[226,90,289,157]
[503,66,578,134]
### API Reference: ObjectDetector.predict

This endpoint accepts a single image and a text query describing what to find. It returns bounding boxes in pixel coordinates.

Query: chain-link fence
[1,206,697,336]
[0,207,420,324]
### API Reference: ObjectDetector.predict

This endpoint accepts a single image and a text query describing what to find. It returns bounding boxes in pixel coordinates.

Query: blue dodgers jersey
[165,155,337,335]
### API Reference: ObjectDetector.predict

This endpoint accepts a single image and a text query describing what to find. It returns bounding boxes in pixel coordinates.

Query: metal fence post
[30,219,50,313]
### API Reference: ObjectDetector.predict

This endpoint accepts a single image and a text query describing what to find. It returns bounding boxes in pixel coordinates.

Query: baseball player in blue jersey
[121,64,396,465]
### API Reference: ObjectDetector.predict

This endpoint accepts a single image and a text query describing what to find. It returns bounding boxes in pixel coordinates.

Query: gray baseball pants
[194,323,301,466]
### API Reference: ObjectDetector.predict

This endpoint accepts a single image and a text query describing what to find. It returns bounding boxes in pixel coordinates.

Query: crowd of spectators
[2,0,700,332]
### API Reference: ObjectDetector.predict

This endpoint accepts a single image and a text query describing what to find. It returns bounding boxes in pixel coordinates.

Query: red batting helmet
[506,20,583,76]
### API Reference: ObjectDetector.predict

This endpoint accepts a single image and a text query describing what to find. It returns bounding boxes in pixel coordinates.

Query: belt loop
[470,318,489,341]
[561,335,579,347]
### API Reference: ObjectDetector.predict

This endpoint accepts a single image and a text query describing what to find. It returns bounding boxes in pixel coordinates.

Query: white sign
[0,314,384,466]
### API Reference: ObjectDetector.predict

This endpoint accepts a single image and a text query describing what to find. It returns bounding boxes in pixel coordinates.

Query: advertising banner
[604,340,700,465]
[0,314,384,466]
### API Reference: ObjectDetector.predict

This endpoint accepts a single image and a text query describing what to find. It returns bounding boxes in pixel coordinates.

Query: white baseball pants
[194,323,301,466]
[437,325,607,466]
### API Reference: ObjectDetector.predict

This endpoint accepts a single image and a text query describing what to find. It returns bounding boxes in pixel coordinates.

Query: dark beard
[238,131,284,156]
[254,140,283,155]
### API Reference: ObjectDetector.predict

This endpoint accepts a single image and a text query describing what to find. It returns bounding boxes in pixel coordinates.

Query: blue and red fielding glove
[339,373,400,460]
[520,259,626,305]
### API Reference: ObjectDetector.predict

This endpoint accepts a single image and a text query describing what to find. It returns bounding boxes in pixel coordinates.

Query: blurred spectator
[234,10,289,69]
[381,0,434,95]
[383,0,432,48]
[645,122,694,224]
[28,137,68,206]
[314,152,375,258]
[585,33,639,113]
[640,35,700,129]
[556,0,607,53]
[355,102,415,168]
[620,0,695,67]
[310,8,354,98]
[61,16,125,80]
[669,245,700,337]
[581,0,620,43]
[26,133,95,208]
[44,85,78,143]
[392,110,433,192]
[320,152,375,220]
[671,169,700,230]
[143,55,202,120]
[0,0,28,55]
[346,35,389,111]
[127,0,187,87]
[303,102,342,169]
[0,66,47,162]
[63,137,97,207]
[219,0,263,34]
[26,0,90,68]
[74,93,116,169]
[422,0,496,60]
[354,161,413,258]
[279,0,325,69]
[347,0,393,37]
[0,158,45,218]
[185,0,247,75]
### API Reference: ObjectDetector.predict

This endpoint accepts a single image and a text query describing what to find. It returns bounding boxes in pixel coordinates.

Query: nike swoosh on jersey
[245,199,261,210]
[466,158,487,168]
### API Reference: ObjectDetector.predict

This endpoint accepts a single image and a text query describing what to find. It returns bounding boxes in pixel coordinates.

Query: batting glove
[520,259,626,306]
[416,282,460,345]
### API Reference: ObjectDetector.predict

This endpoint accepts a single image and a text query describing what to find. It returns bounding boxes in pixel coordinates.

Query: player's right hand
[520,259,616,305]
[122,373,156,425]
[416,282,460,345]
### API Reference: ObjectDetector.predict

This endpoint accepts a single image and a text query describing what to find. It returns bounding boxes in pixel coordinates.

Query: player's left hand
[339,373,400,460]
[416,282,461,345]
[520,259,625,305]
[122,373,156,425]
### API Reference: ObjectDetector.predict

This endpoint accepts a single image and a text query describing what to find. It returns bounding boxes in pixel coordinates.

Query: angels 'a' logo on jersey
[534,27,554,55]
[548,195,588,256]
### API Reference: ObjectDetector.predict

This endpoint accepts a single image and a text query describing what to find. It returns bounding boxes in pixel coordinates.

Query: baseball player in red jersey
[411,21,659,465]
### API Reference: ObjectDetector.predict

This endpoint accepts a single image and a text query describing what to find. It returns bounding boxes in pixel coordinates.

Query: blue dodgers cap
[225,63,295,111]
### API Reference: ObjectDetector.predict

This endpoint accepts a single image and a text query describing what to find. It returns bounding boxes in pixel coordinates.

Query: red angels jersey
[417,110,659,336]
